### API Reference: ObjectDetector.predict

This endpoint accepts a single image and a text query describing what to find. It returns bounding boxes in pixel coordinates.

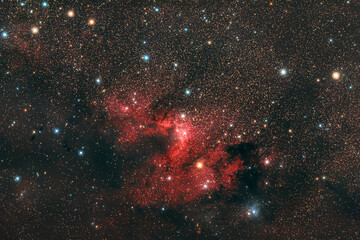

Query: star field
[0,1,359,239]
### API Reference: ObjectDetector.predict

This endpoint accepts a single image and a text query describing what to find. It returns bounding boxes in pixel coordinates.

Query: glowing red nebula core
[106,95,246,206]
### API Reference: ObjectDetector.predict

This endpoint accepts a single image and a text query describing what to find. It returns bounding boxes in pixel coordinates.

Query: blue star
[95,78,101,84]
[54,128,60,134]
[161,207,165,211]
[318,123,323,128]
[142,40,147,44]
[2,31,8,38]
[14,176,21,182]
[184,28,188,32]
[251,208,258,215]
[329,38,333,43]
[247,205,260,217]
[185,89,191,95]
[143,55,150,62]
[41,1,48,7]
[78,150,84,156]
[153,7,159,12]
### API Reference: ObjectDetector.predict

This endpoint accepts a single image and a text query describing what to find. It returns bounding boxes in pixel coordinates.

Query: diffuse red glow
[106,94,246,206]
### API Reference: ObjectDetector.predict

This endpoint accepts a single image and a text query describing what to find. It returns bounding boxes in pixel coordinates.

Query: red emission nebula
[104,93,254,207]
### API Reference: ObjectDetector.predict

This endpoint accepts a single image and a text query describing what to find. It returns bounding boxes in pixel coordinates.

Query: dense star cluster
[0,1,359,239]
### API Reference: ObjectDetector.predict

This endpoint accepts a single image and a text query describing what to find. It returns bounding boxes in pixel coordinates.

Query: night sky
[0,0,359,239]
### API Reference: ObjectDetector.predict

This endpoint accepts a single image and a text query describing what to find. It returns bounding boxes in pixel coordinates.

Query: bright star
[185,89,191,95]
[143,55,150,61]
[54,128,60,134]
[248,205,259,216]
[88,19,95,26]
[41,1,48,7]
[31,27,39,34]
[67,10,75,18]
[14,176,21,182]
[2,31,8,38]
[95,78,101,84]
[78,150,84,156]
[280,68,287,76]
[332,71,341,80]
